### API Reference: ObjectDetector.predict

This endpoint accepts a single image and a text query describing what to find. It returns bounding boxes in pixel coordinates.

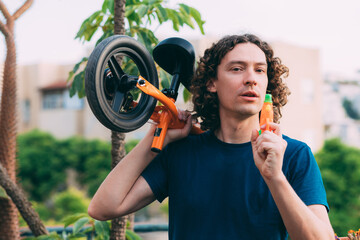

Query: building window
[42,89,84,110]
[63,90,84,109]
[301,78,314,104]
[43,90,64,109]
[340,124,348,142]
[331,82,339,92]
[22,99,31,124]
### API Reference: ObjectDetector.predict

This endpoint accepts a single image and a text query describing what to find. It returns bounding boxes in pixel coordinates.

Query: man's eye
[256,69,265,73]
[232,67,243,71]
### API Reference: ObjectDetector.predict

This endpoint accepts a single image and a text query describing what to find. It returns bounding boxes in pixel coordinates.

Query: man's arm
[88,114,193,221]
[251,124,334,240]
[88,127,157,220]
[265,172,334,240]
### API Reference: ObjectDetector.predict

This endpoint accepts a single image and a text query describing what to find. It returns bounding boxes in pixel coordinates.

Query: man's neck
[214,113,259,144]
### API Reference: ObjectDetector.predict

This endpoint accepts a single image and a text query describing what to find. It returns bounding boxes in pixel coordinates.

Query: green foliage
[17,129,112,201]
[53,188,90,221]
[342,98,360,120]
[58,136,112,196]
[124,139,139,153]
[17,129,140,201]
[24,231,63,240]
[159,199,168,216]
[68,0,205,99]
[183,87,191,102]
[316,138,360,236]
[94,219,110,239]
[68,58,88,98]
[24,213,141,240]
[19,189,91,225]
[125,229,142,240]
[17,130,67,201]
[0,186,8,199]
[32,201,52,223]
[19,201,53,227]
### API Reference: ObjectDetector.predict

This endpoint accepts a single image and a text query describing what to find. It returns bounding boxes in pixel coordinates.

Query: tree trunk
[0,19,20,240]
[0,1,36,238]
[110,1,129,240]
[110,216,128,240]
[110,131,128,240]
[114,0,126,36]
[0,162,48,236]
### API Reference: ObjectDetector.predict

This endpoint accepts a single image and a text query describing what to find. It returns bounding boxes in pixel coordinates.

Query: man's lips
[238,90,259,102]
[240,90,259,98]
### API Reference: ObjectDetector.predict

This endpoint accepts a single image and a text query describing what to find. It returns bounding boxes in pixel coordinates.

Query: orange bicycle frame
[136,76,202,152]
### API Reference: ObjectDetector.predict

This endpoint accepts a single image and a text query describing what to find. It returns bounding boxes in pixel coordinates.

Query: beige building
[2,38,324,152]
[16,63,112,141]
[271,42,324,152]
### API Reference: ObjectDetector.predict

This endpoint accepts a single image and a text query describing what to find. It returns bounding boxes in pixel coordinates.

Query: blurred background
[1,0,360,238]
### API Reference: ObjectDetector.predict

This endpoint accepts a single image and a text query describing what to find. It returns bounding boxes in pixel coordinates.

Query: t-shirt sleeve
[141,146,170,203]
[287,144,330,212]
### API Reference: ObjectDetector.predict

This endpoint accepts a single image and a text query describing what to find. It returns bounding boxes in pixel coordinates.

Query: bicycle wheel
[85,35,158,132]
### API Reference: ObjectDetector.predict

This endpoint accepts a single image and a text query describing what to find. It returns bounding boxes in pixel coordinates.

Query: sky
[1,0,360,76]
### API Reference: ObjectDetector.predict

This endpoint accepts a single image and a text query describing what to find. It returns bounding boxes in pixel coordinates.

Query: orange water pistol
[259,93,273,135]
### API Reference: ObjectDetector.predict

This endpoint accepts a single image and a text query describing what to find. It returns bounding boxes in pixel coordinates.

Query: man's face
[208,43,268,119]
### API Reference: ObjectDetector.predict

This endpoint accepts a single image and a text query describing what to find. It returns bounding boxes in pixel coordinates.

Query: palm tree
[0,1,48,238]
[110,2,128,240]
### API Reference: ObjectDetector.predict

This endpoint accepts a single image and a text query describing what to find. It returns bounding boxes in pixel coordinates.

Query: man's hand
[250,123,287,181]
[159,110,194,147]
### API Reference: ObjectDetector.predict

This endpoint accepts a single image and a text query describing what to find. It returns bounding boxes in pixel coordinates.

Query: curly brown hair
[191,34,291,131]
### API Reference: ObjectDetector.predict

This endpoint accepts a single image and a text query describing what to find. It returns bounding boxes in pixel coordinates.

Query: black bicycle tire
[85,35,158,132]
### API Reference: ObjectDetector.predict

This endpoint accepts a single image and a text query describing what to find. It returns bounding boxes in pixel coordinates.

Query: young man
[88,34,334,239]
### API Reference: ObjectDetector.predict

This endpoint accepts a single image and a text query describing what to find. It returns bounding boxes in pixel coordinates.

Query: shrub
[316,138,360,236]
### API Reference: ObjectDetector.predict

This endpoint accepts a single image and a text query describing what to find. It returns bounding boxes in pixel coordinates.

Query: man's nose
[243,70,258,86]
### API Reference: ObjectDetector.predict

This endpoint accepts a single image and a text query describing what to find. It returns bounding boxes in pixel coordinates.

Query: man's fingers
[260,122,282,137]
[177,109,191,121]
[185,114,193,128]
[251,129,259,143]
[178,114,193,137]
[258,142,273,153]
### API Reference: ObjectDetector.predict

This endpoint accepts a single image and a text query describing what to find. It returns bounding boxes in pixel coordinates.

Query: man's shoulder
[164,131,213,155]
[283,135,308,147]
[177,130,212,145]
[282,135,311,156]
[158,131,214,164]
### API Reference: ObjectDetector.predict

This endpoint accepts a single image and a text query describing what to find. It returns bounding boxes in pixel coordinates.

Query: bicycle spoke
[111,91,125,113]
[108,56,125,81]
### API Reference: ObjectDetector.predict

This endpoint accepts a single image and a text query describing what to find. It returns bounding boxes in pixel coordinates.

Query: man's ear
[207,79,217,93]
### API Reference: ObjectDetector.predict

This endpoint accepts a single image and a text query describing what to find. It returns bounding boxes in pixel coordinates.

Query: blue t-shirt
[141,131,329,240]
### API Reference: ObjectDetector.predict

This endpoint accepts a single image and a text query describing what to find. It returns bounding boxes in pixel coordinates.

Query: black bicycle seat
[153,37,195,91]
